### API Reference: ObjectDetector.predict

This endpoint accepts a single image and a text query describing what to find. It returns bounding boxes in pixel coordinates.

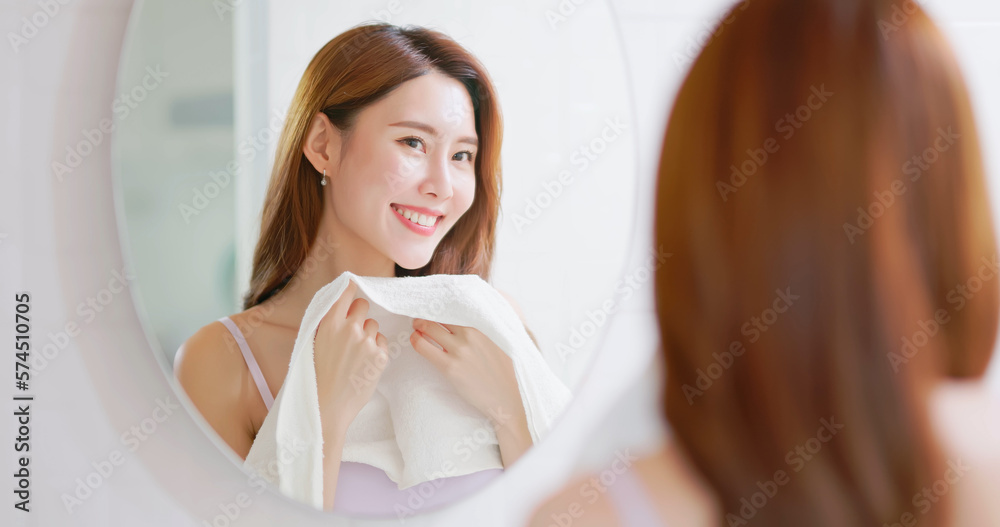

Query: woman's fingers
[436,322,464,336]
[346,297,370,321]
[412,318,454,349]
[331,279,359,320]
[317,281,358,342]
[362,318,380,340]
[411,330,449,371]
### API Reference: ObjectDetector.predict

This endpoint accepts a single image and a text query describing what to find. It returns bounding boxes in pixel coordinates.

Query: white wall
[114,0,237,368]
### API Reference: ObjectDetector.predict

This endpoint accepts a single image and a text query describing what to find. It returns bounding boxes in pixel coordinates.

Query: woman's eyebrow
[389,120,478,147]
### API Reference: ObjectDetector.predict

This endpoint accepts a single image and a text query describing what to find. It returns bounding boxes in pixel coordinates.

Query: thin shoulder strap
[217,316,274,411]
[606,468,665,527]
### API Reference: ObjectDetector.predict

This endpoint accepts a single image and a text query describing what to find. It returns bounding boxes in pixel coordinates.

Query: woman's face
[326,71,479,270]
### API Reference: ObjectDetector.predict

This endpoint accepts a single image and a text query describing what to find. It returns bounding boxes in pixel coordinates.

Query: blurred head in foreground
[655,0,998,525]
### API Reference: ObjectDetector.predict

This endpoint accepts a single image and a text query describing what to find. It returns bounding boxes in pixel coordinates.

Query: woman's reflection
[173,23,538,513]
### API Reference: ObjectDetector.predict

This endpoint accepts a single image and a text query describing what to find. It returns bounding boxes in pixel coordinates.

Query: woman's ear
[302,112,343,175]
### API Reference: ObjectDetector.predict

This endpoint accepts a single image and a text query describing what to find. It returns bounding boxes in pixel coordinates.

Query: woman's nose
[418,155,454,200]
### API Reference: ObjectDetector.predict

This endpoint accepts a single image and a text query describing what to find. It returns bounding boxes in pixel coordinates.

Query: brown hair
[243,23,503,309]
[654,0,997,525]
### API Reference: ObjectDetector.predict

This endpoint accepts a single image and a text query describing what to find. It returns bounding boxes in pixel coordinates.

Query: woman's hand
[410,318,533,466]
[314,279,389,436]
[313,279,389,510]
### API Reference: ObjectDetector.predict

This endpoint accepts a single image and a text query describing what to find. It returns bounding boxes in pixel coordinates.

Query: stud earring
[320,168,327,186]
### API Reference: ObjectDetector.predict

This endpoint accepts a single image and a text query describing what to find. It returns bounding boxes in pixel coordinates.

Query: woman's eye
[399,137,424,150]
[454,151,474,162]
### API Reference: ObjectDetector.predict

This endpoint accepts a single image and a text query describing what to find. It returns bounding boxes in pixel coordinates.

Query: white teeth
[393,205,438,228]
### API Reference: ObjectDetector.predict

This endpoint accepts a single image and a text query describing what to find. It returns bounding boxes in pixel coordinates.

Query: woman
[174,23,536,512]
[530,0,1000,525]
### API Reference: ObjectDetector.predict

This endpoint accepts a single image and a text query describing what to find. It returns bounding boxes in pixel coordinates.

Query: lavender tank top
[605,468,666,526]
[217,316,503,516]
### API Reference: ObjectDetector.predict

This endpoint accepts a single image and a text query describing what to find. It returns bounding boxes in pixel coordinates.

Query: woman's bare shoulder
[174,319,242,383]
[930,380,1000,525]
[528,442,717,527]
[173,318,255,458]
[526,470,619,527]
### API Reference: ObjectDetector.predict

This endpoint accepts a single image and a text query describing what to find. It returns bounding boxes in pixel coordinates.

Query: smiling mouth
[391,204,442,228]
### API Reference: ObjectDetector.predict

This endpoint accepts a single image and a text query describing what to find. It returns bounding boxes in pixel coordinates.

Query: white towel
[243,271,573,509]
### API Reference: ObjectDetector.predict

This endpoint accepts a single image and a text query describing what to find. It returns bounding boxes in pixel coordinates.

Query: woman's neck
[252,225,395,329]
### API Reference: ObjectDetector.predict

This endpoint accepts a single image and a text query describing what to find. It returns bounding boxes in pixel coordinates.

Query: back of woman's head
[244,23,503,309]
[654,0,998,524]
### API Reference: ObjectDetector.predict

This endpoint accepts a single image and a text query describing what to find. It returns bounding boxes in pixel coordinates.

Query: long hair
[243,23,503,309]
[654,0,998,525]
